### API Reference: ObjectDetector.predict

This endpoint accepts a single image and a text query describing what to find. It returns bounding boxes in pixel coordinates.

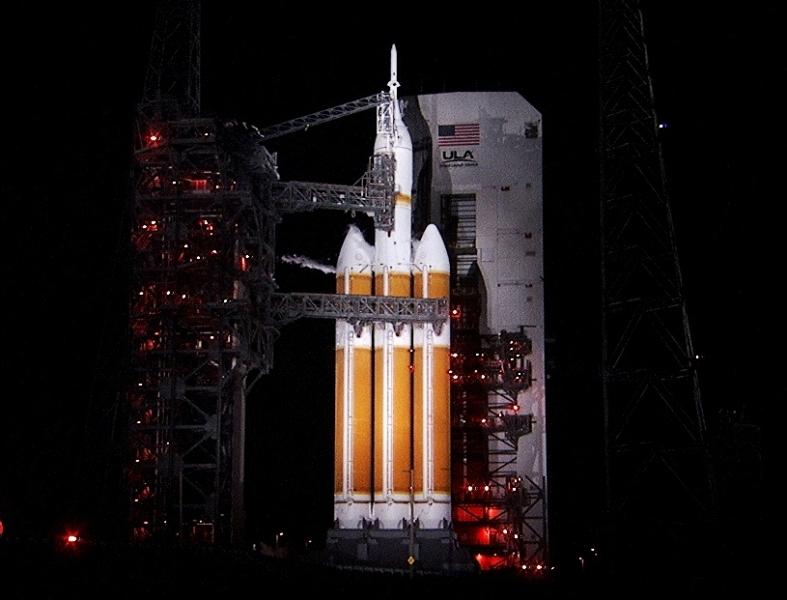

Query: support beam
[272,154,395,230]
[258,92,389,140]
[270,292,448,331]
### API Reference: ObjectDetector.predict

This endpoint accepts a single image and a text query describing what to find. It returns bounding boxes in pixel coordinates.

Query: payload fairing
[333,46,451,532]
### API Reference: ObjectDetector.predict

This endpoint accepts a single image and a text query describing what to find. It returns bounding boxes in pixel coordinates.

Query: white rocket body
[335,46,451,531]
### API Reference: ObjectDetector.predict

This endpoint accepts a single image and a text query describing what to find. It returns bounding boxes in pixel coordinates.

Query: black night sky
[1,0,775,584]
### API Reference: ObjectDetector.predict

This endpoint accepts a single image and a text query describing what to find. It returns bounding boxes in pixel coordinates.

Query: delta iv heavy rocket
[334,46,451,532]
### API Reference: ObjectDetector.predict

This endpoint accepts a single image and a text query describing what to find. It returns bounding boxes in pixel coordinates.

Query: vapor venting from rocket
[281,254,336,274]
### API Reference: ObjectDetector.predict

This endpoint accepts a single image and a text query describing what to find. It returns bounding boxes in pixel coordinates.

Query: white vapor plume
[281,254,336,274]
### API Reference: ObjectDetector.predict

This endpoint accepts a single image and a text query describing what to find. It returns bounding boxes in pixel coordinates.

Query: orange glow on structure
[189,178,209,191]
[475,553,506,571]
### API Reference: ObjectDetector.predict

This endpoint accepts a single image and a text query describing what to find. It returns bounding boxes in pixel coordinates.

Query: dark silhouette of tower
[139,0,201,121]
[598,0,715,570]
[127,0,278,544]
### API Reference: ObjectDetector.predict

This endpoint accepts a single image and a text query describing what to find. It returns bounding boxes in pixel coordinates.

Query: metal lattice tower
[128,0,273,545]
[128,118,279,544]
[140,0,201,120]
[599,0,715,565]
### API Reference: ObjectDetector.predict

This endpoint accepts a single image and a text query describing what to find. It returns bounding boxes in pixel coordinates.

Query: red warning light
[58,530,82,551]
[146,133,163,147]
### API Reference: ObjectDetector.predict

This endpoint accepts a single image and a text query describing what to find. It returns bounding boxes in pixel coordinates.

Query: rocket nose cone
[414,224,450,272]
[337,225,373,271]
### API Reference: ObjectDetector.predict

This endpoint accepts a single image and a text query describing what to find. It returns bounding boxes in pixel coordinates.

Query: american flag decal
[437,123,480,146]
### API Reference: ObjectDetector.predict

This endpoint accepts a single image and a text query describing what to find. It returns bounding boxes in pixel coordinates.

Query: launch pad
[327,526,475,573]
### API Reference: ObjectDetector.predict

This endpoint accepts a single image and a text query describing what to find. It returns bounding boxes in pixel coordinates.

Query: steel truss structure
[271,293,447,328]
[129,117,278,544]
[257,93,389,140]
[449,281,546,569]
[272,154,394,231]
[139,0,201,121]
[599,0,715,564]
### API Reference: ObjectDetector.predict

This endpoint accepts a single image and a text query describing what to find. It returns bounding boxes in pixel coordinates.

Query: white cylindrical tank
[413,224,451,528]
[334,226,374,527]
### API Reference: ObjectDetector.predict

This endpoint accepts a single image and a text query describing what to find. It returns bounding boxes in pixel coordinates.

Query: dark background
[1,1,774,566]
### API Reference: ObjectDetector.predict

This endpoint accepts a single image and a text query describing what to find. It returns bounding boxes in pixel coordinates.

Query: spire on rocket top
[388,44,399,102]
